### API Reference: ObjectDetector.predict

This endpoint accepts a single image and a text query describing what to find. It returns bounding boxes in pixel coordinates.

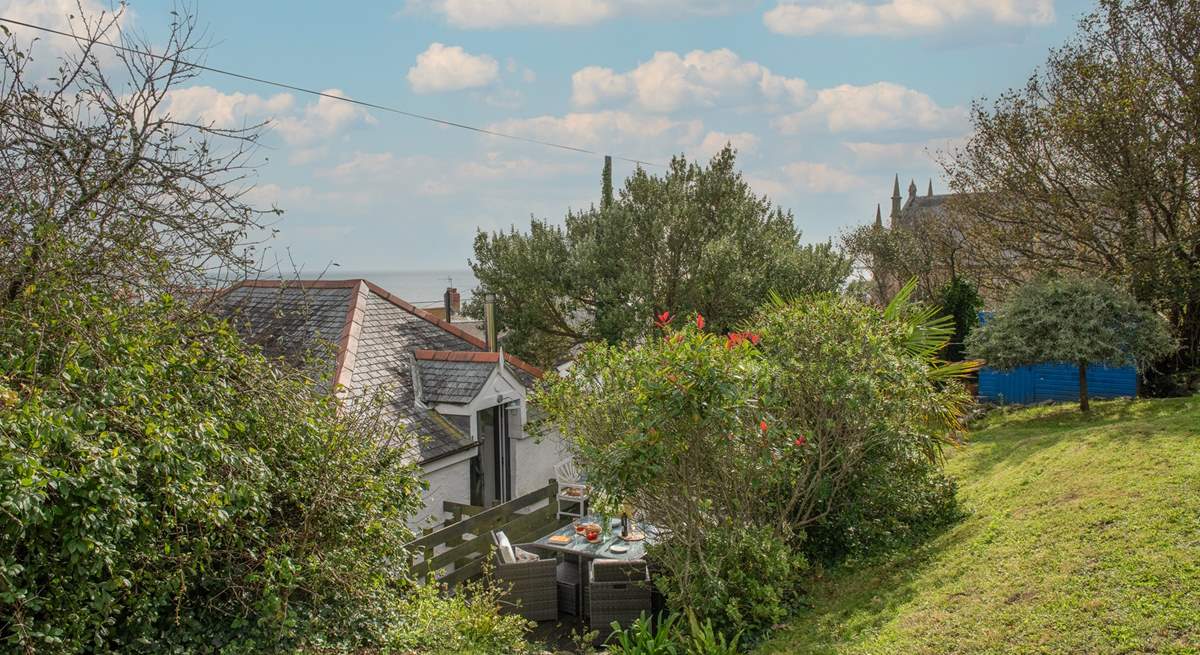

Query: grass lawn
[757,396,1200,655]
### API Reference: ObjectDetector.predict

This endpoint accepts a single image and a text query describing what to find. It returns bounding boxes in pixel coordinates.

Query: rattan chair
[588,559,651,636]
[491,534,558,622]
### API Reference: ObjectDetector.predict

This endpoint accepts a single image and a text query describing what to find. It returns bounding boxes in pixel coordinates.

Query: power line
[0,16,665,167]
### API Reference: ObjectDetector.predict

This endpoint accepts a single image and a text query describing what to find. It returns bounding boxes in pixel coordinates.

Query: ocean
[325,270,479,308]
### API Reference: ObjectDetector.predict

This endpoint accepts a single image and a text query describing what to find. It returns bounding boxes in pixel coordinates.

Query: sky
[4,0,1097,273]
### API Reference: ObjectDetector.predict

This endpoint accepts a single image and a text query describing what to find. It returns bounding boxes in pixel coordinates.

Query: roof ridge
[362,280,543,378]
[332,280,369,395]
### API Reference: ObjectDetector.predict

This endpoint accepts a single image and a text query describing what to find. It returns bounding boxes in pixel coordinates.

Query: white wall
[412,455,473,531]
[511,425,570,497]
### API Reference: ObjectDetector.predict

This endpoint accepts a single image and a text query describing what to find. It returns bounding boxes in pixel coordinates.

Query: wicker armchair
[588,559,651,636]
[492,539,558,622]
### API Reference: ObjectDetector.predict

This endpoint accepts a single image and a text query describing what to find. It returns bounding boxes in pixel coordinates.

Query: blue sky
[7,0,1095,272]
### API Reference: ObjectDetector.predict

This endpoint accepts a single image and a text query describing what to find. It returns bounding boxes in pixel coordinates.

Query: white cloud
[407,43,500,94]
[160,86,294,128]
[774,82,965,134]
[0,0,129,73]
[694,131,759,159]
[571,49,807,112]
[780,161,866,193]
[843,136,966,167]
[486,111,703,153]
[161,86,373,147]
[763,0,1054,37]
[409,0,754,28]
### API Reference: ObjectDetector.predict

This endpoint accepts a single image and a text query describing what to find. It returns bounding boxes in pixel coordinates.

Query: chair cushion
[493,531,516,564]
[514,547,540,562]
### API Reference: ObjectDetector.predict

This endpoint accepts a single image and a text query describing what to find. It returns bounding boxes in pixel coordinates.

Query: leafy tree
[965,276,1175,412]
[937,276,984,362]
[842,213,967,305]
[943,0,1200,393]
[469,146,851,366]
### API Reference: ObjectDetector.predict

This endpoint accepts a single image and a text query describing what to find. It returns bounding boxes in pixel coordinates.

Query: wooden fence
[407,479,569,588]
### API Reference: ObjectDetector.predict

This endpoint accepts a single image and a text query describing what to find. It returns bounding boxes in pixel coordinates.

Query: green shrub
[682,608,743,655]
[0,287,426,652]
[605,612,680,655]
[653,524,804,640]
[390,579,533,654]
[536,282,973,639]
[805,447,961,562]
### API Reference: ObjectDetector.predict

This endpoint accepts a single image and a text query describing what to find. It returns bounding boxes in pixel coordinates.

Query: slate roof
[210,279,543,465]
[415,358,495,404]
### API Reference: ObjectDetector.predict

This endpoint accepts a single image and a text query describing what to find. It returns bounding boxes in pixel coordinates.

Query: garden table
[529,515,659,620]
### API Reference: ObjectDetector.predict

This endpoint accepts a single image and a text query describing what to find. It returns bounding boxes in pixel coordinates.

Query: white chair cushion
[514,547,539,562]
[494,531,516,564]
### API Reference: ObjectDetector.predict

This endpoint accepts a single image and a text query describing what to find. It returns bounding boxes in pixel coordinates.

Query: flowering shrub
[534,281,974,637]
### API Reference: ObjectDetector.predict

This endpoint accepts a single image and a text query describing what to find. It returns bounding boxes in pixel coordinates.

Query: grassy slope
[758,397,1200,655]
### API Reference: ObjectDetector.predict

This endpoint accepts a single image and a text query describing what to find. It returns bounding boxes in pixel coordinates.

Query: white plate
[609,544,629,554]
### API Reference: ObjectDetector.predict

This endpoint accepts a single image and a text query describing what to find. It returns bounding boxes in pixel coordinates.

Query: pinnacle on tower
[890,174,902,225]
[927,179,933,197]
[908,178,918,199]
[874,203,883,228]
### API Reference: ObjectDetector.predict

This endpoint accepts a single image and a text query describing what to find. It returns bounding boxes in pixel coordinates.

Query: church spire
[907,178,918,202]
[927,179,933,197]
[874,203,883,228]
[890,174,902,225]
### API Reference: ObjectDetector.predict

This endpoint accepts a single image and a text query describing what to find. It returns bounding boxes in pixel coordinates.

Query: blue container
[977,362,1137,404]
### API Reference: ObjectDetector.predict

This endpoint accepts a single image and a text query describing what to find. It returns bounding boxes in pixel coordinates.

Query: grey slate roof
[209,279,543,465]
[416,359,495,404]
[215,284,352,375]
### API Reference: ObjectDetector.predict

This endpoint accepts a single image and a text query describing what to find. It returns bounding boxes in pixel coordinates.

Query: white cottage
[212,279,568,528]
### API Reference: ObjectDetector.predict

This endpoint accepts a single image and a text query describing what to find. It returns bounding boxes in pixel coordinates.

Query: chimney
[442,287,460,321]
[484,292,497,352]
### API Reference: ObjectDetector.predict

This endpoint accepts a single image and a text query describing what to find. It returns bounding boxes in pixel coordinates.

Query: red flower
[695,313,705,330]
[671,333,684,344]
[655,311,672,328]
[759,420,768,433]
[794,435,807,446]
[725,332,743,349]
[748,332,761,345]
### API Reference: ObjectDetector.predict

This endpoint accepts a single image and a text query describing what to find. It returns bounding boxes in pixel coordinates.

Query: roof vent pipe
[484,292,497,352]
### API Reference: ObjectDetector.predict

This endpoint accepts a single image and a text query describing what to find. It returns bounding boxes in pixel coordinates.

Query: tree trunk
[1078,360,1090,413]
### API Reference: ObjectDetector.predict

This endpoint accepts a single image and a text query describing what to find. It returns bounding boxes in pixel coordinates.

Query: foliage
[605,613,681,655]
[683,608,743,655]
[469,146,852,366]
[652,524,806,640]
[0,7,272,304]
[756,396,1200,655]
[942,0,1200,391]
[536,281,974,636]
[841,218,968,305]
[390,579,533,655]
[802,447,961,563]
[936,276,983,362]
[0,284,427,653]
[965,275,1174,411]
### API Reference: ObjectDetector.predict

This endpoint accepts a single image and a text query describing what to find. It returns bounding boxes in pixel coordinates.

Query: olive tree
[965,276,1175,411]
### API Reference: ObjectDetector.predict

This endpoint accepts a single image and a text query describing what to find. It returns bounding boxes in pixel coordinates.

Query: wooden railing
[408,479,568,588]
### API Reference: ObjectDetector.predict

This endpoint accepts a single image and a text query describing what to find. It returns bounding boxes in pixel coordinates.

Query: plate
[609,544,629,554]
